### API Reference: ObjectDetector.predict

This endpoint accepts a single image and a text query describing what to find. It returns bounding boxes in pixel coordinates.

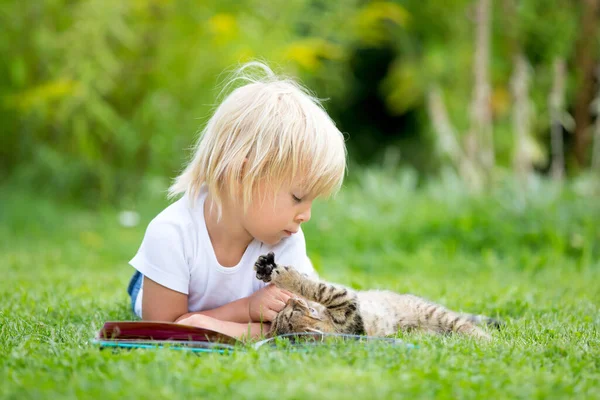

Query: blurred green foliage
[0,0,585,203]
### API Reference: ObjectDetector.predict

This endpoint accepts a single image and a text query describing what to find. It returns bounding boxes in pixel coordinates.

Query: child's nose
[296,207,311,223]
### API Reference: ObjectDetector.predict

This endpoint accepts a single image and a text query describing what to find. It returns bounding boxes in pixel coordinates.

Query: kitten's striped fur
[255,252,500,340]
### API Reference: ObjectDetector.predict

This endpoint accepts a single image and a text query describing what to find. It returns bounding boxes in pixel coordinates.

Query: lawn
[1,170,599,399]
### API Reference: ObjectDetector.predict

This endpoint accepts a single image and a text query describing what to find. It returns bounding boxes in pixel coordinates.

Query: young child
[126,62,347,339]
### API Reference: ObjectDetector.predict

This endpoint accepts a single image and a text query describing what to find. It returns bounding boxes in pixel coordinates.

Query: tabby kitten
[255,252,500,340]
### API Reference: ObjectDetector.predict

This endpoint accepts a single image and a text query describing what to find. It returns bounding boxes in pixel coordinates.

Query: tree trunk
[573,0,599,168]
[549,58,566,180]
[427,86,481,188]
[467,0,494,177]
[511,54,532,180]
[592,66,600,173]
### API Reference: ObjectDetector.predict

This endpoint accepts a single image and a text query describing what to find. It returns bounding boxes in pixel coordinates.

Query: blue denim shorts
[126,271,143,314]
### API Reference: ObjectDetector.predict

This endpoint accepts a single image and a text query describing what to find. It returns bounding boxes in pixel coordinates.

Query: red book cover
[97,321,240,346]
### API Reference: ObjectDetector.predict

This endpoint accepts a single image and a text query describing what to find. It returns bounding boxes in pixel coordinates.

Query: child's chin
[262,237,282,246]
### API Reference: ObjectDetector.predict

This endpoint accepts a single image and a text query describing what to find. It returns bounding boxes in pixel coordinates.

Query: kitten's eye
[309,307,319,317]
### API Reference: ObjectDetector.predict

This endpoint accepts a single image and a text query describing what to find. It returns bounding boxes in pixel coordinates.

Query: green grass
[1,170,600,399]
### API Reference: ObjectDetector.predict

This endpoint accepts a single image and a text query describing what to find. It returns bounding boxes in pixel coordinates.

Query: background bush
[1,0,594,204]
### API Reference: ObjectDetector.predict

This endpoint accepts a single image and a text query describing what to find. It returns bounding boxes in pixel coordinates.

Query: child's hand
[248,284,293,322]
[176,313,214,329]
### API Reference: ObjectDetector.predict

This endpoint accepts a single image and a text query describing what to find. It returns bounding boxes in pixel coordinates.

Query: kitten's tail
[406,300,495,340]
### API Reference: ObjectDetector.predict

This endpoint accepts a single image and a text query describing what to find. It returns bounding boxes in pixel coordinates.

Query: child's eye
[292,194,302,203]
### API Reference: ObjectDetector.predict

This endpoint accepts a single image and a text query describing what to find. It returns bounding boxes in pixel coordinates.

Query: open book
[93,321,412,353]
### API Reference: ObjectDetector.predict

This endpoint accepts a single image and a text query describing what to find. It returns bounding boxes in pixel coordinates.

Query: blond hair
[169,62,347,216]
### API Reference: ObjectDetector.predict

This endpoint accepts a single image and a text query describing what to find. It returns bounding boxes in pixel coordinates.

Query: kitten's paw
[269,263,294,287]
[254,252,276,282]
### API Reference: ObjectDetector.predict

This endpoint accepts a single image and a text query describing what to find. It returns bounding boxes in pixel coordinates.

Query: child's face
[242,181,313,246]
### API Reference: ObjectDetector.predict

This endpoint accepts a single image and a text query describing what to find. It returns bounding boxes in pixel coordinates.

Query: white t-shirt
[129,188,316,318]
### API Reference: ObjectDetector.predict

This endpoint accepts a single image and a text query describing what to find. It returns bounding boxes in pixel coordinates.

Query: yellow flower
[355,2,410,45]
[208,13,238,44]
[283,38,344,71]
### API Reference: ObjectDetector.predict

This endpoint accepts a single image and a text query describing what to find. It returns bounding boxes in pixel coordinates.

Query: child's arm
[173,284,293,323]
[175,314,271,340]
[142,276,188,322]
[142,276,251,323]
[143,276,291,323]
[174,297,251,323]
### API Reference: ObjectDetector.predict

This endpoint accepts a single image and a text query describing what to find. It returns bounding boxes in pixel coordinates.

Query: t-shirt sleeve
[275,228,318,279]
[129,219,191,294]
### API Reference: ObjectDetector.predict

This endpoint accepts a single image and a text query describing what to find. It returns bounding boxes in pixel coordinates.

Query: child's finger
[277,291,292,304]
[271,299,287,312]
[264,310,278,321]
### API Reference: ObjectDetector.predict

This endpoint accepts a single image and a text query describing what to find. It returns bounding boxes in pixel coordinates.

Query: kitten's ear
[266,252,275,263]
